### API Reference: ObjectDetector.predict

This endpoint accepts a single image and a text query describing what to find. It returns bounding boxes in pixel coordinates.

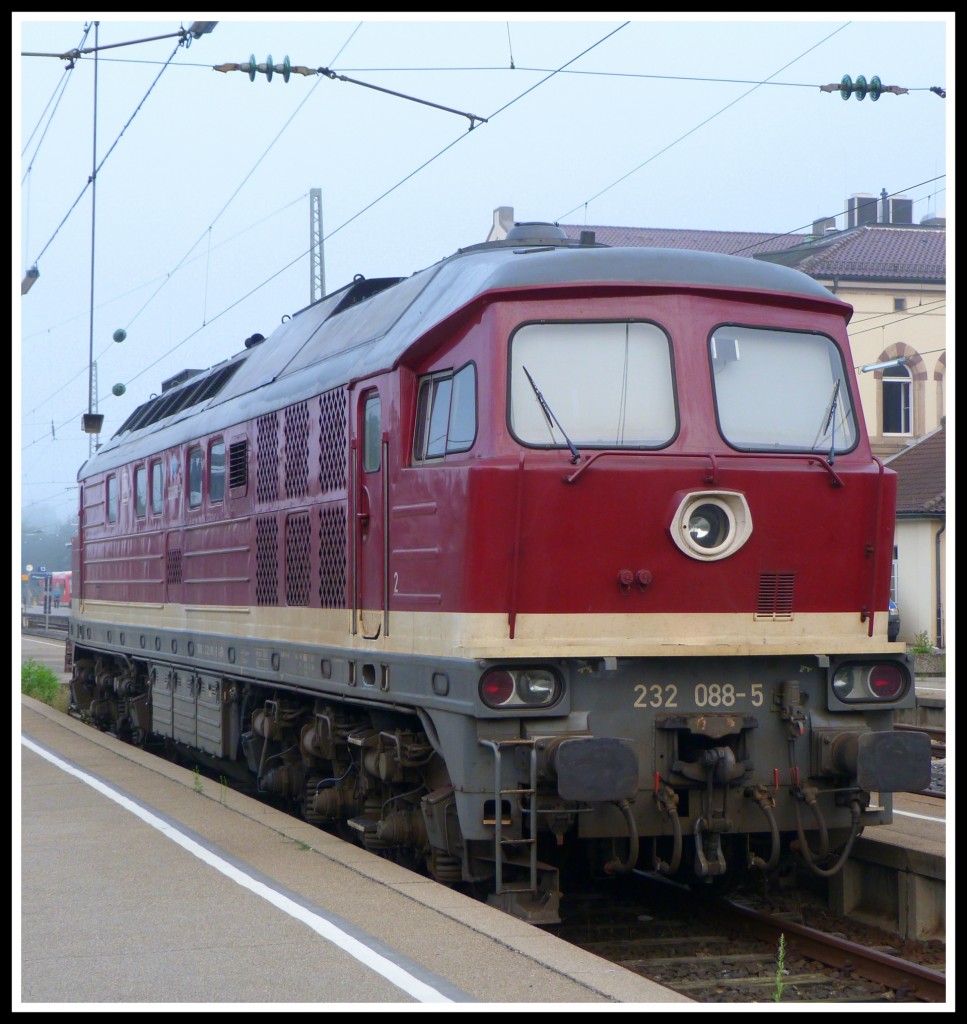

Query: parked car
[888,600,901,642]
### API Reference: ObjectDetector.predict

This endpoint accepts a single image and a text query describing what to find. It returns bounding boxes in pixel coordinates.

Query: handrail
[562,448,845,487]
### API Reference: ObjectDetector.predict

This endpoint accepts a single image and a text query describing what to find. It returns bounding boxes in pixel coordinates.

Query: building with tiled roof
[488,197,946,459]
[885,424,946,648]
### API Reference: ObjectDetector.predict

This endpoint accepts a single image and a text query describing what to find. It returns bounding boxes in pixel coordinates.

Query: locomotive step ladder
[478,737,542,898]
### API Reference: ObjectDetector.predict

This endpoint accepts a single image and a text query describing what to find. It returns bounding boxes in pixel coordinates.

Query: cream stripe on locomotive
[75,600,897,659]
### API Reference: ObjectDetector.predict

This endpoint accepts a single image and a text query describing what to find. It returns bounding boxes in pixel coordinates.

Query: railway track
[895,722,946,759]
[21,613,69,636]
[552,875,946,1003]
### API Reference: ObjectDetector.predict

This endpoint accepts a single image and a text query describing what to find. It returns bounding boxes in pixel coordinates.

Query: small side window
[150,460,163,515]
[414,363,477,462]
[134,465,147,518]
[188,447,203,508]
[363,394,381,473]
[209,440,225,503]
[107,475,118,523]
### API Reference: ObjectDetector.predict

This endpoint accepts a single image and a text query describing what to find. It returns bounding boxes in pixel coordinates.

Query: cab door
[353,387,387,639]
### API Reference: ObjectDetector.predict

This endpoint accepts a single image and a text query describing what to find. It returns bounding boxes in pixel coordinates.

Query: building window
[882,364,912,434]
[893,297,907,312]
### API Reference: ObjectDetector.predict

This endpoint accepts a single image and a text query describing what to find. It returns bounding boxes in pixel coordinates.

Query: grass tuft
[21,660,62,705]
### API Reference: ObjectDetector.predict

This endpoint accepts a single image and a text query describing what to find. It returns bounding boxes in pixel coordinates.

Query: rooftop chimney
[846,194,877,229]
[487,206,515,242]
[880,189,914,225]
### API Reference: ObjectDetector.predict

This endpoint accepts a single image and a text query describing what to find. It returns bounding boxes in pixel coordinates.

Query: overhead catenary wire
[107,22,362,344]
[20,21,365,444]
[23,31,191,272]
[557,21,852,222]
[109,55,947,96]
[19,185,946,459]
[21,23,92,167]
[18,21,946,469]
[21,21,631,453]
[726,176,946,256]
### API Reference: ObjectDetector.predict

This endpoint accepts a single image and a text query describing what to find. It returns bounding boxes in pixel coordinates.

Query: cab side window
[363,394,381,473]
[413,363,477,462]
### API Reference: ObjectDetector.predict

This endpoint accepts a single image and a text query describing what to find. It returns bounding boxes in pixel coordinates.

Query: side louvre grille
[319,505,348,608]
[755,573,796,620]
[256,413,279,504]
[319,388,348,493]
[284,401,310,499]
[229,441,248,490]
[165,549,183,585]
[285,512,312,606]
[255,515,279,606]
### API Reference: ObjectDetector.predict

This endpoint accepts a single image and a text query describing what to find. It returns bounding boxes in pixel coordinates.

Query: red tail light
[481,670,515,707]
[869,664,903,699]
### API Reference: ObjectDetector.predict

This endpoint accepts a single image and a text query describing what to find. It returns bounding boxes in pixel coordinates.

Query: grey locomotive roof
[80,237,843,479]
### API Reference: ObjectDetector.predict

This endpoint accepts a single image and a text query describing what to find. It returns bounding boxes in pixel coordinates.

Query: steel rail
[716,898,946,1003]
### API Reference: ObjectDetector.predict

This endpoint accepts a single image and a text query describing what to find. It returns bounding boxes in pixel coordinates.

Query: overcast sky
[16,13,951,530]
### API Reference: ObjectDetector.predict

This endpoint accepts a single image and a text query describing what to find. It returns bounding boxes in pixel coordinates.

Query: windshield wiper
[811,379,842,465]
[522,366,581,464]
[823,380,840,465]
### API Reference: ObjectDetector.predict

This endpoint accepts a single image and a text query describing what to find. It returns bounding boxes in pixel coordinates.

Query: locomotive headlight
[671,491,752,561]
[831,666,857,699]
[686,503,732,550]
[480,667,562,709]
[517,669,559,705]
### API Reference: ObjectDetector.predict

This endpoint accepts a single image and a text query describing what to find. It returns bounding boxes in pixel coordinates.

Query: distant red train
[51,570,72,606]
[67,222,929,923]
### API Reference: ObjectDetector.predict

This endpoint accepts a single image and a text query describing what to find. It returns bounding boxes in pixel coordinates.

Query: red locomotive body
[68,224,929,922]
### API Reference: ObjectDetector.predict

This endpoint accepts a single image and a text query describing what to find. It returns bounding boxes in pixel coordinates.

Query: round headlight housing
[831,662,909,703]
[480,667,562,710]
[831,665,858,699]
[480,670,515,707]
[671,491,752,561]
[869,664,904,699]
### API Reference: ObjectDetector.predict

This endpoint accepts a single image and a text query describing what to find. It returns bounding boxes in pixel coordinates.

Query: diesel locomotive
[66,221,930,923]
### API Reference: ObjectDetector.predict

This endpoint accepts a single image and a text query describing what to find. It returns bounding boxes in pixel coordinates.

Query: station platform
[18,695,689,1007]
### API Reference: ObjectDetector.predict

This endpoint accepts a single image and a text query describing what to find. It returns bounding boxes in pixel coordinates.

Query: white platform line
[22,735,458,1003]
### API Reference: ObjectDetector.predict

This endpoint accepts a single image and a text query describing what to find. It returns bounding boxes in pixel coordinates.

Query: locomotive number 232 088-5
[633,683,765,709]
